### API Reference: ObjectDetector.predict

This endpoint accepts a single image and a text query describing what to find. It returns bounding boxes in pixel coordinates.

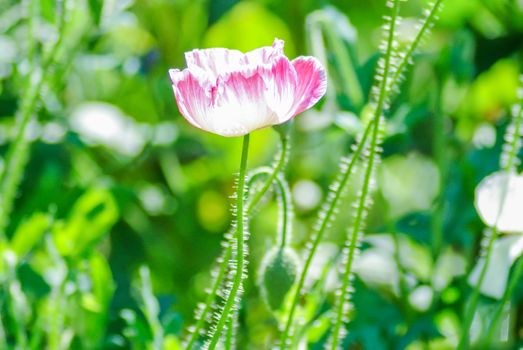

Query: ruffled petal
[243,38,284,67]
[184,39,285,80]
[169,68,214,131]
[185,48,245,80]
[208,68,277,136]
[263,55,298,123]
[290,56,327,115]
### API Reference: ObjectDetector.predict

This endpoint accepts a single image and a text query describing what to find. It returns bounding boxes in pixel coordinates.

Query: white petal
[475,171,523,233]
[468,236,523,299]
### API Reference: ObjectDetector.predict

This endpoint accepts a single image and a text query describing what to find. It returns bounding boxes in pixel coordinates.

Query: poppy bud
[258,247,299,310]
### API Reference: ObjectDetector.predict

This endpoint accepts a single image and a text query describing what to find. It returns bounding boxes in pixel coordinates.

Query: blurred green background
[0,0,522,348]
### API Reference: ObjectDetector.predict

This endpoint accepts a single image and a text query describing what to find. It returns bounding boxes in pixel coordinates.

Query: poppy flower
[169,39,326,137]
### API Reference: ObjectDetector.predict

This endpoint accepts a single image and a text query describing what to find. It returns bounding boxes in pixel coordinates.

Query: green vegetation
[0,0,522,349]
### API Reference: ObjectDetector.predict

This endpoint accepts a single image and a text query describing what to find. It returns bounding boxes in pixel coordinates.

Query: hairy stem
[185,135,288,350]
[248,136,289,212]
[329,1,401,347]
[207,134,250,350]
[279,120,374,349]
[277,173,290,250]
[247,168,291,249]
[389,0,444,93]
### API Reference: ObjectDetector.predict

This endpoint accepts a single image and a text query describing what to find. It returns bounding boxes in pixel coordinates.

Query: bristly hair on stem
[278,0,448,347]
[327,1,402,349]
[204,134,250,350]
[389,0,445,96]
[184,135,289,350]
[500,76,523,172]
[278,121,374,349]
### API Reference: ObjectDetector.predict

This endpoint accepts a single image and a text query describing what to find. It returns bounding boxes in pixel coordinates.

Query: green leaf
[11,213,51,257]
[53,189,119,257]
[163,335,182,350]
[89,251,115,309]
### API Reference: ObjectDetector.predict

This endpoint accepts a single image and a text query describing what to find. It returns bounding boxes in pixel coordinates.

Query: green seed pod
[258,247,299,310]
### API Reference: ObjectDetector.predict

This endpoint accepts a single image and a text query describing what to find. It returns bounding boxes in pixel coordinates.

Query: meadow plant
[0,0,522,349]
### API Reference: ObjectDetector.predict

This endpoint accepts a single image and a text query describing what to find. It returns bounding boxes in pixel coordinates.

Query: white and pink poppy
[169,39,327,137]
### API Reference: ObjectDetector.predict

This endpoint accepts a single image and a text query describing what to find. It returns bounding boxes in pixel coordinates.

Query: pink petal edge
[290,56,327,116]
[169,68,211,130]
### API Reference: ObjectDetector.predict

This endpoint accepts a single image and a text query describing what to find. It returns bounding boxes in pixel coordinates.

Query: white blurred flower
[409,285,433,312]
[379,153,440,219]
[468,235,523,299]
[472,122,496,149]
[475,171,523,233]
[70,102,148,157]
[470,171,523,298]
[292,179,322,211]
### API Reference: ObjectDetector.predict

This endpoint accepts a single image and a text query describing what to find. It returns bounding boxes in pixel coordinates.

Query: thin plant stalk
[329,0,401,347]
[185,135,289,350]
[279,120,374,348]
[207,134,250,350]
[248,135,289,212]
[484,255,523,346]
[457,227,498,350]
[431,83,446,257]
[0,0,69,239]
[458,87,523,349]
[279,2,445,346]
[276,173,290,250]
[389,0,445,94]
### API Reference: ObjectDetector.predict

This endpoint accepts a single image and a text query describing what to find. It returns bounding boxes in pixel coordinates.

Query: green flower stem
[246,168,291,249]
[431,84,446,257]
[389,0,444,93]
[457,227,498,350]
[6,259,28,348]
[279,119,374,349]
[26,0,36,71]
[138,266,164,350]
[329,121,381,350]
[330,0,401,346]
[185,135,288,350]
[485,255,523,346]
[247,135,289,213]
[279,1,445,345]
[0,0,68,240]
[390,221,410,314]
[504,102,523,172]
[207,134,250,350]
[277,174,290,250]
[225,316,234,350]
[484,101,523,347]
[0,297,5,350]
